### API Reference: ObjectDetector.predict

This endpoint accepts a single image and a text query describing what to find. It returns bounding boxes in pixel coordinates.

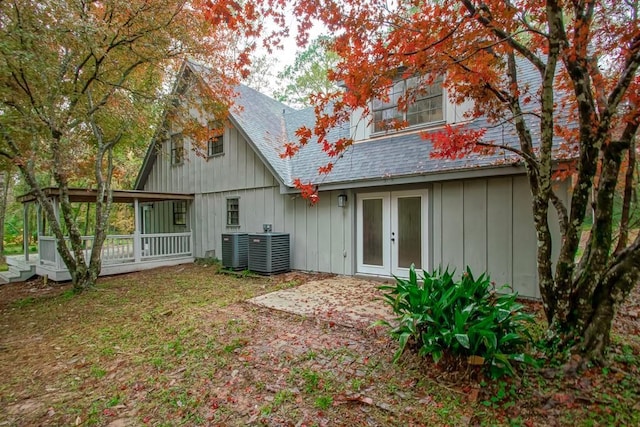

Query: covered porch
[17,188,195,282]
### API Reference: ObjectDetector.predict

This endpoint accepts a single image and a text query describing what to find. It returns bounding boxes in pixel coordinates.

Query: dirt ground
[247,275,396,329]
[0,267,454,426]
[0,264,639,426]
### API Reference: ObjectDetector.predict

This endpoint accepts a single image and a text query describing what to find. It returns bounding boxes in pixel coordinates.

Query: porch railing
[85,235,136,265]
[141,233,192,260]
[39,237,57,267]
[37,231,192,270]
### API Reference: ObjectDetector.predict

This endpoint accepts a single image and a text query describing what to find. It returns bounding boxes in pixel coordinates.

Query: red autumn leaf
[260,0,640,360]
[318,163,333,174]
[428,125,488,160]
[293,178,319,205]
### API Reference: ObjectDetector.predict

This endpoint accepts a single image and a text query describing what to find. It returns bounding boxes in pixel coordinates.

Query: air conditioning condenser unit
[221,232,249,270]
[248,233,290,274]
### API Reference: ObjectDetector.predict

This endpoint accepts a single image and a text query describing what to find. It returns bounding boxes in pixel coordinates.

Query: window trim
[173,201,187,226]
[207,135,224,157]
[171,133,185,165]
[207,121,224,158]
[226,197,240,227]
[371,76,445,135]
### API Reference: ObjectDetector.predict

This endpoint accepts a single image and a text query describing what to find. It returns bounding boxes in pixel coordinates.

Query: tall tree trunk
[615,139,636,254]
[71,261,101,291]
[9,138,92,292]
[569,238,640,362]
[551,124,640,361]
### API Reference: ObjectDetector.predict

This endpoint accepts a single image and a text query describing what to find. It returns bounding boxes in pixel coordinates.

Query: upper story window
[207,120,224,157]
[207,122,224,157]
[171,133,184,165]
[372,76,444,133]
[208,136,223,157]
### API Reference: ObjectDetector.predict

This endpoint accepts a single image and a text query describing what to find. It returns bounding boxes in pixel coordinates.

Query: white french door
[357,192,390,275]
[356,189,428,277]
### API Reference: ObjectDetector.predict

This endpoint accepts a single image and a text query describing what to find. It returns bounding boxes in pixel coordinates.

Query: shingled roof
[232,78,536,191]
[137,59,553,192]
[289,119,524,188]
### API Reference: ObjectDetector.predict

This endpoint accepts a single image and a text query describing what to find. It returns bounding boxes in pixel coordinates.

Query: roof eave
[134,61,191,190]
[280,163,528,193]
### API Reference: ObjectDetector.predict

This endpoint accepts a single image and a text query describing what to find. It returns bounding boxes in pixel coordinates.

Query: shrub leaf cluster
[378,265,536,378]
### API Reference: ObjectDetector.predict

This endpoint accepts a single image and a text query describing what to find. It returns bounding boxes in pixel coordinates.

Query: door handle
[391,232,395,243]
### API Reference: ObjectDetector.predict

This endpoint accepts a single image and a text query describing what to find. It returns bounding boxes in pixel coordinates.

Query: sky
[247,7,327,96]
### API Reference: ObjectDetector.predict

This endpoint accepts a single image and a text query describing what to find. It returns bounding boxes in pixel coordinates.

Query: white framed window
[171,133,184,165]
[372,76,444,133]
[207,135,223,157]
[207,121,224,157]
[226,197,239,226]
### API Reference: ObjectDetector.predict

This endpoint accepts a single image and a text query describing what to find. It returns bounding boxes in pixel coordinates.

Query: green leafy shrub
[378,265,535,378]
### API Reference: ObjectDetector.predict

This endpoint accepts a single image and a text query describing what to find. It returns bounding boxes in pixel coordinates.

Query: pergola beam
[17,188,194,204]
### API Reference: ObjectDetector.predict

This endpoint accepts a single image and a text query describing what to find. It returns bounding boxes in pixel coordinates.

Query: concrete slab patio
[247,275,396,329]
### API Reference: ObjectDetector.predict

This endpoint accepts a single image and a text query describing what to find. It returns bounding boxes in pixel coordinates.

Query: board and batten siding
[144,126,279,194]
[141,201,189,234]
[191,189,353,275]
[431,175,566,298]
[141,124,354,275]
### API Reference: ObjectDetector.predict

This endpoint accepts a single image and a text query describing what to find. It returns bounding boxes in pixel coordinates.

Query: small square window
[171,133,184,165]
[226,198,239,226]
[173,201,187,226]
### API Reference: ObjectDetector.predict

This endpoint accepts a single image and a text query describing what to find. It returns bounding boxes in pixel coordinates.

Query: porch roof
[18,187,194,204]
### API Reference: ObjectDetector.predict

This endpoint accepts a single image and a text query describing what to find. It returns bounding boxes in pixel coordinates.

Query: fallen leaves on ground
[0,264,638,426]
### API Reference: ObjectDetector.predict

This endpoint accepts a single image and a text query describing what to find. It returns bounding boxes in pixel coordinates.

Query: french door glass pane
[398,197,421,269]
[363,199,383,266]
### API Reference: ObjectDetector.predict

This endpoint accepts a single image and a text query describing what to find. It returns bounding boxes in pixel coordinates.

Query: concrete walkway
[247,276,396,329]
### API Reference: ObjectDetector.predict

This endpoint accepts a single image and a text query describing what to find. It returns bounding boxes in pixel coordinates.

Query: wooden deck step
[0,255,38,284]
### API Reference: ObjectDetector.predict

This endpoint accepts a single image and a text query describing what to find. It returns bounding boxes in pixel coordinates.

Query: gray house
[135,61,567,298]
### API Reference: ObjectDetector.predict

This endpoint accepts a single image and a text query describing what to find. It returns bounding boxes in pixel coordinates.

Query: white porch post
[133,198,141,263]
[23,203,29,262]
[53,198,63,270]
[36,204,41,262]
[52,198,59,221]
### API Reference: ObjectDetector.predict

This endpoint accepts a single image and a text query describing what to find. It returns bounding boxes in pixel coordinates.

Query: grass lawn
[1,244,38,271]
[3,243,38,256]
[1,263,639,426]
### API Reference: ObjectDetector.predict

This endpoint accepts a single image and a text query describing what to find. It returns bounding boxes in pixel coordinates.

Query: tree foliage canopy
[0,0,257,290]
[270,0,640,361]
[273,36,339,108]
